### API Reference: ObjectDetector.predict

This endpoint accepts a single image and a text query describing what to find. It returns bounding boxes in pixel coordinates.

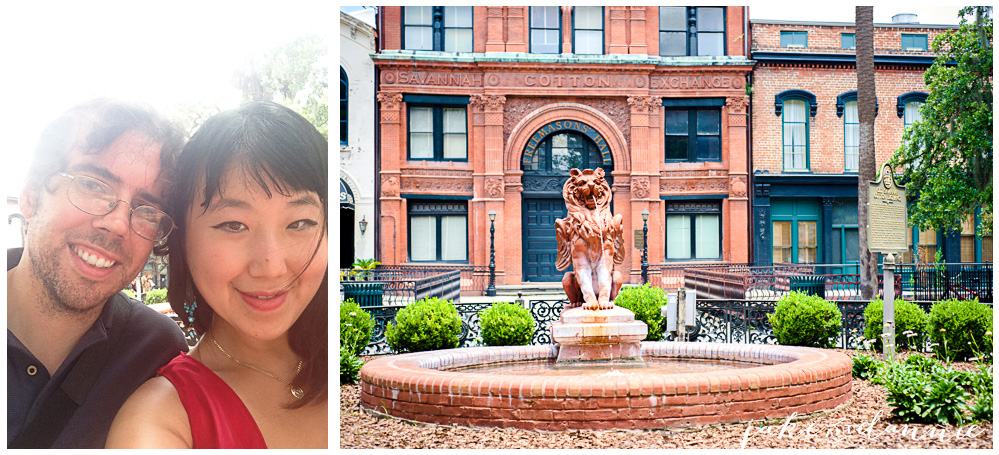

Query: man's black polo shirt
[7,248,189,448]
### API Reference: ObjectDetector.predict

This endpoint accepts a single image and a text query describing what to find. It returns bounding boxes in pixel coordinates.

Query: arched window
[843,100,859,172]
[782,99,808,171]
[775,90,816,172]
[340,67,348,146]
[522,131,610,173]
[896,92,928,122]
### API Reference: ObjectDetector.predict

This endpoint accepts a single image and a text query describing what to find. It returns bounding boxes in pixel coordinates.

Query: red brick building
[373,6,754,285]
[749,17,990,267]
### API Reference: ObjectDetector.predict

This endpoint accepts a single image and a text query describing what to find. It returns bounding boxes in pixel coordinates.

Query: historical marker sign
[866,164,907,253]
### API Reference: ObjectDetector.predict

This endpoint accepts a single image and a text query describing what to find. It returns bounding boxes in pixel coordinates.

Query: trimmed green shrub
[339,346,364,384]
[768,291,842,348]
[852,354,881,380]
[121,289,136,299]
[927,298,993,362]
[863,298,929,351]
[144,288,168,305]
[386,297,461,353]
[479,302,535,346]
[613,284,667,341]
[340,299,375,356]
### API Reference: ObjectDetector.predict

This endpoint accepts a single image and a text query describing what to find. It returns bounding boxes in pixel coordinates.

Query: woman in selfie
[106,101,328,449]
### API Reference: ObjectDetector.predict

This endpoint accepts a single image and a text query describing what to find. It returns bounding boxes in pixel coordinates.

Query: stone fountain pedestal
[551,306,648,364]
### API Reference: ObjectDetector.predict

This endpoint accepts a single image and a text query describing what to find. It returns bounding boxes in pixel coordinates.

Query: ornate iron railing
[689,299,868,349]
[895,263,993,303]
[349,297,991,356]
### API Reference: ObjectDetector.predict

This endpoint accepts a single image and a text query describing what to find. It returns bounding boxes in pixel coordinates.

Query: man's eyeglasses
[55,173,175,242]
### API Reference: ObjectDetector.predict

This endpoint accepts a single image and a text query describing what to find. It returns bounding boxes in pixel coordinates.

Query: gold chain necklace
[210,334,304,399]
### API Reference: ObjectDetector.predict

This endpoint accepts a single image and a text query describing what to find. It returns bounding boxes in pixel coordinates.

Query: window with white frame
[403,6,433,50]
[573,6,603,55]
[408,201,468,262]
[658,6,725,56]
[844,100,859,172]
[403,6,473,52]
[782,99,809,171]
[407,100,468,161]
[665,201,722,260]
[531,6,561,54]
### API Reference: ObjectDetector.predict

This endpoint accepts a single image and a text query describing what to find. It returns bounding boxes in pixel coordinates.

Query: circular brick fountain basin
[359,342,853,431]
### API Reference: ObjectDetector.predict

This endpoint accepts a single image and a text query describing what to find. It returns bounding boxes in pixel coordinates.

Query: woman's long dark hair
[166,101,328,408]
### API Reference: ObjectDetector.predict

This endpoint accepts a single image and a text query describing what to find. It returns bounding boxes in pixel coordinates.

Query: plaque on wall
[866,164,907,253]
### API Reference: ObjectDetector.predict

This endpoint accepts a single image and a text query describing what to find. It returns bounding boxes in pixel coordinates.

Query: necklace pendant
[291,386,304,399]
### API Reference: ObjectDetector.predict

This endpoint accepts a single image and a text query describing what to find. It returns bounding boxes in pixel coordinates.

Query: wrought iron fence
[895,263,993,303]
[689,299,868,349]
[349,296,991,356]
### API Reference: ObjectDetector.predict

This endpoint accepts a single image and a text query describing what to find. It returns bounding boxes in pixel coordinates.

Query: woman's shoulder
[105,376,192,448]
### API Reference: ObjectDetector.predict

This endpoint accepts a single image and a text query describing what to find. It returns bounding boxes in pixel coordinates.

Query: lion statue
[554,168,625,311]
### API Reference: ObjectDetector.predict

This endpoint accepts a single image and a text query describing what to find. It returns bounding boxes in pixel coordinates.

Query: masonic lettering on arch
[521,120,612,169]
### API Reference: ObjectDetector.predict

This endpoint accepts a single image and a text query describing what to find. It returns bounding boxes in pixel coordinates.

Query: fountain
[359,169,852,430]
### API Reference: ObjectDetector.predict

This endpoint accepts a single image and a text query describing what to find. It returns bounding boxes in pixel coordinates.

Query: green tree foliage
[890,6,993,235]
[144,288,168,305]
[233,34,328,139]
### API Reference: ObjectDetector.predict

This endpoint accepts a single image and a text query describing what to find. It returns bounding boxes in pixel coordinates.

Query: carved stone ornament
[381,175,399,197]
[627,96,661,114]
[729,176,748,197]
[470,94,507,111]
[485,177,503,198]
[726,97,749,115]
[401,177,473,193]
[631,177,650,199]
[376,92,403,111]
[660,178,728,194]
[523,177,567,193]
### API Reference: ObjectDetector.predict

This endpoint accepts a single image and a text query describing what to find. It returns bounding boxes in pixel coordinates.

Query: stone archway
[505,102,630,172]
[340,170,362,268]
[505,103,629,282]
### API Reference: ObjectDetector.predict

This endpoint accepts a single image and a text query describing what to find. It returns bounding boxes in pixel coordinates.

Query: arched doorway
[521,121,613,282]
[340,179,356,268]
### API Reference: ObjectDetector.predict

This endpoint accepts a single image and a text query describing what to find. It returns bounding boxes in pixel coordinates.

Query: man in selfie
[7,99,189,448]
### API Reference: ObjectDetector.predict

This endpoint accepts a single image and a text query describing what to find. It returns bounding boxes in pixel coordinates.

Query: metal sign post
[866,164,906,361]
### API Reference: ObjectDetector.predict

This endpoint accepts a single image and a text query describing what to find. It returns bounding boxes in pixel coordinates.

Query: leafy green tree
[233,34,328,139]
[889,6,993,236]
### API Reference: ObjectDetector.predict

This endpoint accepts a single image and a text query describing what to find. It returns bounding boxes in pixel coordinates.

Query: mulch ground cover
[339,350,993,449]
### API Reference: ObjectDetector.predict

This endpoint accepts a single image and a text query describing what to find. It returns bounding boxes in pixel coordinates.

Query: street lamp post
[641,209,649,285]
[487,210,497,297]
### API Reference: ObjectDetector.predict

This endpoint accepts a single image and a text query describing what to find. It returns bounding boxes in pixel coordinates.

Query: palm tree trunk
[856,6,878,299]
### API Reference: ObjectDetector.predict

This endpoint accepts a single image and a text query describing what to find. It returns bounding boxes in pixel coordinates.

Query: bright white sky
[749,3,965,24]
[1,0,331,198]
[1,1,965,200]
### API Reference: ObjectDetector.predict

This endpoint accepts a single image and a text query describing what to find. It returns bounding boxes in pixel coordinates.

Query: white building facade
[340,10,377,268]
